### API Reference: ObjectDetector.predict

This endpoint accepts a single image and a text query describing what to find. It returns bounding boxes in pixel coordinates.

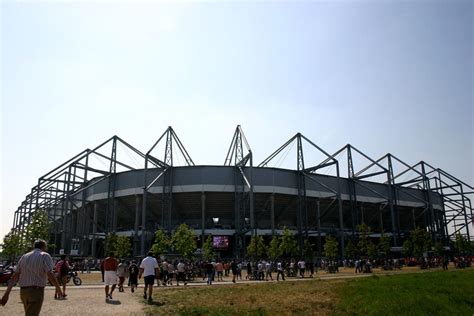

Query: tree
[433,242,444,256]
[454,233,471,255]
[115,236,132,259]
[278,227,298,258]
[247,235,266,258]
[410,227,432,258]
[267,235,281,261]
[402,239,413,257]
[323,235,339,261]
[105,232,118,255]
[302,239,315,261]
[25,209,51,250]
[1,231,25,260]
[171,224,197,259]
[367,241,377,259]
[378,234,391,258]
[356,224,371,257]
[151,228,170,256]
[345,240,357,259]
[202,235,216,261]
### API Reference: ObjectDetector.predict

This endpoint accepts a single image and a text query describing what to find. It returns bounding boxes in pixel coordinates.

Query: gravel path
[0,286,144,316]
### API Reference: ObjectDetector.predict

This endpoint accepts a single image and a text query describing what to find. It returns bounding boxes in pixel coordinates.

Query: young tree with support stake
[1,231,25,261]
[302,239,315,261]
[378,233,391,258]
[344,240,357,259]
[151,228,170,256]
[25,209,51,250]
[403,227,431,268]
[454,233,471,256]
[278,227,298,258]
[356,224,371,257]
[202,235,216,261]
[247,235,266,259]
[115,236,132,259]
[323,235,339,272]
[267,235,281,261]
[105,232,118,256]
[171,224,197,260]
[433,241,444,257]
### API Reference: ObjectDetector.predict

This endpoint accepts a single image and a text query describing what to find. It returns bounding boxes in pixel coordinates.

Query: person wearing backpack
[55,254,70,299]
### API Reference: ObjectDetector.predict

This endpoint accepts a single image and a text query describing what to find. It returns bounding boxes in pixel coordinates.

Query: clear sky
[1,0,473,241]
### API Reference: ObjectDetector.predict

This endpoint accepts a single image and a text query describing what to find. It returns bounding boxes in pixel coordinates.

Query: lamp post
[244,217,250,258]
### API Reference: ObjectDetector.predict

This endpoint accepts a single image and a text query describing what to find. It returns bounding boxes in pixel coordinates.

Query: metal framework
[141,126,195,255]
[259,133,344,255]
[224,125,254,257]
[9,126,473,259]
[12,136,146,256]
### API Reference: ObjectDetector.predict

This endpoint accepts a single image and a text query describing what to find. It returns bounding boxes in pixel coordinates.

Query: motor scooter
[66,269,82,286]
[0,268,15,286]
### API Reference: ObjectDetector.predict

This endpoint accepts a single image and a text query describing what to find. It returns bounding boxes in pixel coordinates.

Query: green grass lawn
[144,269,474,315]
[333,269,474,316]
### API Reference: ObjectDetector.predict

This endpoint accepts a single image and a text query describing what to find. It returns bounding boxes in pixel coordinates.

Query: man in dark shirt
[128,261,139,293]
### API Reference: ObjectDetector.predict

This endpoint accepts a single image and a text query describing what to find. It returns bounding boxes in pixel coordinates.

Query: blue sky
[1,0,473,240]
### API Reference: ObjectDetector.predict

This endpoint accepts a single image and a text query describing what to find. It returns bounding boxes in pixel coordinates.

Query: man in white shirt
[276,261,285,281]
[265,261,273,281]
[297,259,306,278]
[139,252,159,302]
[176,260,187,286]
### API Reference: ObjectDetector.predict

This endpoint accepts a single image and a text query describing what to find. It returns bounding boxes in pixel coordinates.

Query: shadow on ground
[146,300,165,306]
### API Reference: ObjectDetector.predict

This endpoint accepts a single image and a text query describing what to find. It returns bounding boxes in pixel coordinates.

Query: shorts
[104,271,117,285]
[58,275,68,286]
[129,275,138,286]
[144,275,155,286]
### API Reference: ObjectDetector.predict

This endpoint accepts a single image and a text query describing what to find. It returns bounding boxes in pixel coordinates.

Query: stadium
[10,126,473,258]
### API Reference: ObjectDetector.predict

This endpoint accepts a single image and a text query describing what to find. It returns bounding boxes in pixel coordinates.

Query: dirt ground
[0,285,144,316]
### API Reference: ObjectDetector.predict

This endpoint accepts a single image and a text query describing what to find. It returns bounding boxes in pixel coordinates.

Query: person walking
[276,260,285,281]
[117,260,128,292]
[231,259,238,283]
[128,261,139,293]
[246,261,252,279]
[205,261,214,285]
[443,256,449,270]
[139,252,159,302]
[103,252,118,301]
[161,259,169,286]
[215,260,224,281]
[297,259,306,278]
[100,259,105,282]
[265,261,273,281]
[176,259,187,286]
[54,254,70,299]
[1,239,63,316]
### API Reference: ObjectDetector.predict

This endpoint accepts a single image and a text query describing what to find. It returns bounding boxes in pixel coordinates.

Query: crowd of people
[2,239,472,315]
[93,256,323,294]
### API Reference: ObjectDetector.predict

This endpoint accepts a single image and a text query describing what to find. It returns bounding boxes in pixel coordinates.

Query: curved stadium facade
[10,126,473,258]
